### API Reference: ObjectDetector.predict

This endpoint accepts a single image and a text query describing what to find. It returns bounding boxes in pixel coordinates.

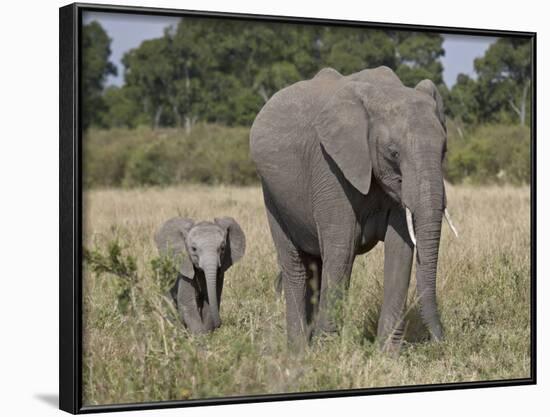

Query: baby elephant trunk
[202,260,221,329]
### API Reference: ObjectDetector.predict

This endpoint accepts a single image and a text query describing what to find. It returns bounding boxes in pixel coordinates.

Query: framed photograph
[59,2,536,414]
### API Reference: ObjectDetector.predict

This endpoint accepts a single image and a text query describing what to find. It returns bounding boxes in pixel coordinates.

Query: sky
[83,11,497,88]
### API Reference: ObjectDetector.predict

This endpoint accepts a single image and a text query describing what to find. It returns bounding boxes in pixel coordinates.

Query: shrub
[123,141,178,187]
[445,123,530,185]
[83,124,258,188]
[83,122,530,189]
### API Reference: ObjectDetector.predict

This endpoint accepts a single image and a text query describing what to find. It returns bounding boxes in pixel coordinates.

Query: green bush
[83,122,530,189]
[124,141,178,187]
[83,124,258,188]
[83,127,150,188]
[445,123,531,185]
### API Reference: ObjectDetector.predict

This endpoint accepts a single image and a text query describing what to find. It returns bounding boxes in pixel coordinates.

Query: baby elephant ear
[154,217,195,278]
[415,79,446,132]
[214,217,246,271]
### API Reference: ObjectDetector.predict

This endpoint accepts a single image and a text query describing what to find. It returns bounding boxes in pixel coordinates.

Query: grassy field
[82,184,531,406]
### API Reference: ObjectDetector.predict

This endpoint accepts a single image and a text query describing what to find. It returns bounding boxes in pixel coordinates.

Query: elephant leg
[176,276,207,334]
[281,250,310,349]
[377,207,414,352]
[264,203,310,349]
[316,250,354,335]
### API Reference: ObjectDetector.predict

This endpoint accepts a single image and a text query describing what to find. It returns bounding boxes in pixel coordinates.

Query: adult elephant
[249,66,457,352]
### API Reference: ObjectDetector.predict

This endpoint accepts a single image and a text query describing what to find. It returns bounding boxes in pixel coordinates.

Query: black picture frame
[59,2,537,414]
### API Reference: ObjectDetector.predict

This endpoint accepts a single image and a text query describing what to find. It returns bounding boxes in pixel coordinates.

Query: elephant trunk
[411,157,445,341]
[202,259,221,329]
[414,208,444,341]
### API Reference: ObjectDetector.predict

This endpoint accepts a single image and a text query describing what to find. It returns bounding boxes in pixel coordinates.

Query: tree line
[82,17,531,186]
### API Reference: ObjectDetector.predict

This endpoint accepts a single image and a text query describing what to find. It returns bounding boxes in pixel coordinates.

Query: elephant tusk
[444,208,459,238]
[405,207,417,246]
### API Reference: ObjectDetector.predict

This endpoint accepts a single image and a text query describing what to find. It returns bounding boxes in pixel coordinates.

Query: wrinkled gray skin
[250,66,448,352]
[155,217,246,334]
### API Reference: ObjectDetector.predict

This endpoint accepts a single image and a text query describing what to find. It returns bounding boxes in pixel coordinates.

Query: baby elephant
[155,217,246,334]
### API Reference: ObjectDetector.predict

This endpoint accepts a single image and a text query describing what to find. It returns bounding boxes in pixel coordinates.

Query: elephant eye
[388,144,400,160]
[190,246,197,252]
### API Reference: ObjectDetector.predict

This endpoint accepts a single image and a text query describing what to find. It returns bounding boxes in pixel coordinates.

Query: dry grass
[82,184,531,406]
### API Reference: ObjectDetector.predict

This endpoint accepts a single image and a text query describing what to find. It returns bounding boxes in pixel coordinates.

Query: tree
[392,32,445,87]
[473,38,531,125]
[248,23,321,102]
[122,36,175,129]
[101,86,146,128]
[116,20,448,130]
[445,73,480,134]
[165,18,213,131]
[82,21,117,130]
[319,27,396,75]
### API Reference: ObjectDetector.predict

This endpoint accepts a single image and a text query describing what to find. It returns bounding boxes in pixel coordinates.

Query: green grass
[82,184,531,405]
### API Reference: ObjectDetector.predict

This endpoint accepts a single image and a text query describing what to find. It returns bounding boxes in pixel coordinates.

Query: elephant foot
[311,322,339,345]
[428,322,444,342]
[315,315,339,335]
[287,334,310,353]
[382,344,402,358]
[310,331,336,348]
[316,324,338,335]
[187,328,210,336]
[379,337,404,357]
[430,330,444,342]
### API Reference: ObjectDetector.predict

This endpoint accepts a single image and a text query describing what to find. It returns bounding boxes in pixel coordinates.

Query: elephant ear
[313,82,373,195]
[154,217,195,278]
[214,217,246,272]
[415,79,446,132]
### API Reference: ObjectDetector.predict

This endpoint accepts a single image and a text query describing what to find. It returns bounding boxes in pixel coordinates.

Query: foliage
[84,122,530,188]
[83,124,257,188]
[392,31,445,86]
[445,74,480,126]
[100,85,147,128]
[81,184,530,404]
[84,240,177,316]
[83,20,532,133]
[82,21,117,130]
[84,19,445,130]
[81,21,532,188]
[320,26,397,75]
[84,240,139,314]
[445,123,530,185]
[446,38,532,126]
[474,38,532,125]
